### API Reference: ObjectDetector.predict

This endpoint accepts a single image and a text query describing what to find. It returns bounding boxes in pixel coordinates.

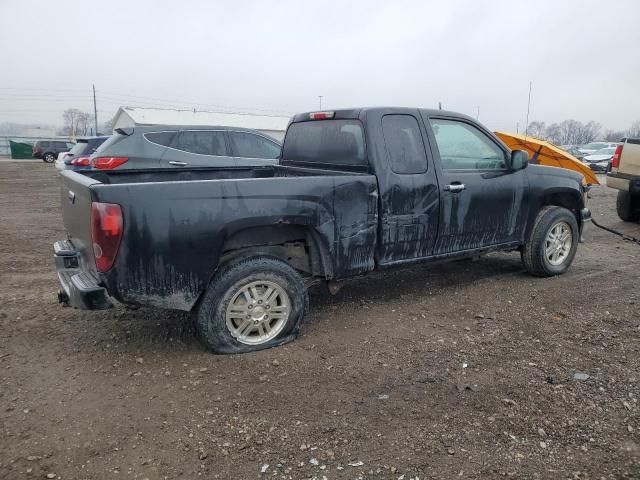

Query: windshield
[583,143,607,150]
[595,147,616,155]
[282,120,366,166]
[68,140,88,155]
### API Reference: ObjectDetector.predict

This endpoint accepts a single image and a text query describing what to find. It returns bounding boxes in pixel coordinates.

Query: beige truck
[607,138,640,221]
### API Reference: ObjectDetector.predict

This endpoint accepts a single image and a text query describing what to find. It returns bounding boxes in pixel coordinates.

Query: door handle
[169,161,188,166]
[445,183,466,193]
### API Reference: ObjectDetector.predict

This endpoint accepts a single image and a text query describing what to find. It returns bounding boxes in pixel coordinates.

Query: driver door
[424,116,529,254]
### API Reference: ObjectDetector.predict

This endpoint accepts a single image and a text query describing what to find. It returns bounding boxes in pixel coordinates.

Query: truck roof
[290,107,474,123]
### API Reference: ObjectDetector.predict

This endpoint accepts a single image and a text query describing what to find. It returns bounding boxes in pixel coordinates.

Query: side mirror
[510,150,528,170]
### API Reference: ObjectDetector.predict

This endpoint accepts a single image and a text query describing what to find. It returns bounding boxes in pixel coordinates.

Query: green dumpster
[9,140,34,159]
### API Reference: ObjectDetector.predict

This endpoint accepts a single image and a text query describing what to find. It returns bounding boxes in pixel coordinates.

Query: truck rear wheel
[616,191,639,222]
[193,256,308,354]
[521,206,579,277]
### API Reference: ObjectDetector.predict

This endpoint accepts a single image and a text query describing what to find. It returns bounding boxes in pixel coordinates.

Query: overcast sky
[1,0,639,132]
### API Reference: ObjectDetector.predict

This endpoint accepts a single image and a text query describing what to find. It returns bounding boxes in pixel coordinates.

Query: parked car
[578,142,618,156]
[55,136,110,171]
[89,126,281,170]
[560,145,585,160]
[54,107,590,353]
[33,140,74,163]
[606,138,640,221]
[582,147,617,172]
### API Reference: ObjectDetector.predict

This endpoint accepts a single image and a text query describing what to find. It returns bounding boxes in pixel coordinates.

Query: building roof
[112,106,291,132]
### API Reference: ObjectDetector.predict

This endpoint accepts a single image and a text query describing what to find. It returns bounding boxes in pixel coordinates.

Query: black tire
[521,206,579,277]
[43,152,56,163]
[193,256,308,354]
[616,191,639,222]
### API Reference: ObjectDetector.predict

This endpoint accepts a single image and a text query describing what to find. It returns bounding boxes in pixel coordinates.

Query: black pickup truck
[54,108,591,353]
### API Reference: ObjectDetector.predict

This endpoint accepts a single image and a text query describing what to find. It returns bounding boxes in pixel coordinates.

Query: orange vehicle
[495,132,599,185]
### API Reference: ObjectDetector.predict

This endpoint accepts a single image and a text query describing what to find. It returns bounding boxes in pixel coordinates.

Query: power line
[96,90,294,115]
[0,93,92,99]
[0,87,294,116]
[0,87,90,93]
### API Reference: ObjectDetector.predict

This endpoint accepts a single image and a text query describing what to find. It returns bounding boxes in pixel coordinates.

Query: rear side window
[144,131,177,147]
[382,114,427,174]
[175,131,227,156]
[282,120,365,165]
[54,141,67,148]
[229,132,280,159]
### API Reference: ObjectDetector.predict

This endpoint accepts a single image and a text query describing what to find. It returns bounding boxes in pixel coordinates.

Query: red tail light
[91,156,128,170]
[71,156,91,166]
[611,144,623,169]
[91,202,123,273]
[309,111,335,120]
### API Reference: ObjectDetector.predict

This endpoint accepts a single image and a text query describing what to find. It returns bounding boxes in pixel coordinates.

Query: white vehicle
[583,147,616,172]
[55,151,72,171]
[578,142,618,155]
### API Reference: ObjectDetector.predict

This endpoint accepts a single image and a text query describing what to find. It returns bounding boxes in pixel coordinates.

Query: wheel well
[542,192,581,220]
[219,225,331,278]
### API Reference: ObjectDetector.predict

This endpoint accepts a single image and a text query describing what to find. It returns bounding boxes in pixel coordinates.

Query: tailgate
[620,139,640,176]
[59,170,101,270]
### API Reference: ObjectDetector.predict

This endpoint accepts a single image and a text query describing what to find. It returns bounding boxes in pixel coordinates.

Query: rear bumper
[607,172,640,194]
[54,240,112,310]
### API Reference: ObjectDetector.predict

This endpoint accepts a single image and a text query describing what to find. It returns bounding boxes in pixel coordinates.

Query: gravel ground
[0,163,639,480]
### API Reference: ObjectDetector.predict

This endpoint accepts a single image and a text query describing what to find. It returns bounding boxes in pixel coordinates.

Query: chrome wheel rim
[225,280,290,345]
[545,221,572,266]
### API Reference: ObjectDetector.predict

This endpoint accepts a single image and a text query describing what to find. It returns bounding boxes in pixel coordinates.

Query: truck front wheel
[521,206,579,277]
[616,191,639,222]
[193,256,308,354]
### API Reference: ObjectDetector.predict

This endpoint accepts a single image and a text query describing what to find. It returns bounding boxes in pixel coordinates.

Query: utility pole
[476,106,480,120]
[318,96,323,110]
[524,81,532,137]
[438,101,442,110]
[516,122,519,134]
[92,84,98,135]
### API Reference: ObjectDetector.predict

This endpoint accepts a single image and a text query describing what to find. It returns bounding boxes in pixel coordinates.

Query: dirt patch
[1,163,639,479]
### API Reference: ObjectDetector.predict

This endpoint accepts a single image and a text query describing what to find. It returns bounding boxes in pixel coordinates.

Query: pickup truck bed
[54,107,590,353]
[58,165,377,311]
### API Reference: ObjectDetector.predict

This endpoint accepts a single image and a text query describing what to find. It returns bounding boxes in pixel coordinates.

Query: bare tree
[62,108,93,137]
[604,129,626,142]
[546,120,601,145]
[527,121,546,139]
[580,121,601,144]
[102,117,114,134]
[628,120,640,138]
[545,123,562,145]
[77,111,91,136]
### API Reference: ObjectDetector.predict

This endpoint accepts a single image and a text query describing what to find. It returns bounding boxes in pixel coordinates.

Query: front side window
[175,130,226,156]
[282,120,365,166]
[229,132,280,159]
[429,119,506,170]
[382,114,427,174]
